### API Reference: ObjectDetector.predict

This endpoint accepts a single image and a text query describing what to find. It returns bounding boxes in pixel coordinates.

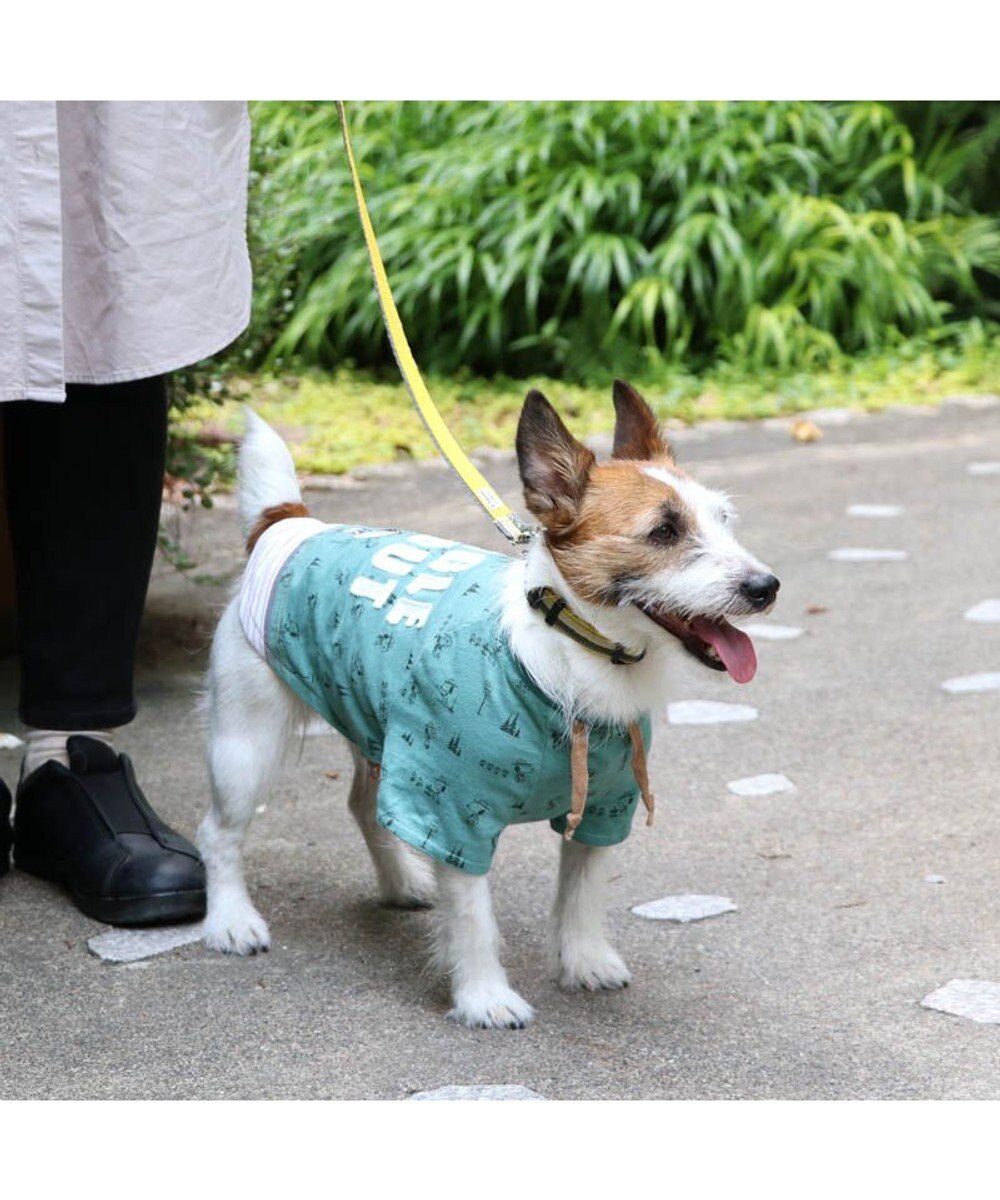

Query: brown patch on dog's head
[246,501,311,555]
[515,381,691,605]
[549,463,696,605]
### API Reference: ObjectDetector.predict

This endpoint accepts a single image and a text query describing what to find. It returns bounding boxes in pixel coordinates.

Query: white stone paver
[741,623,803,641]
[921,980,1000,1024]
[964,600,1000,623]
[631,895,738,923]
[87,923,204,963]
[967,462,1000,476]
[409,1085,546,1101]
[941,672,1000,695]
[846,504,904,518]
[667,701,758,725]
[727,773,795,797]
[828,548,908,562]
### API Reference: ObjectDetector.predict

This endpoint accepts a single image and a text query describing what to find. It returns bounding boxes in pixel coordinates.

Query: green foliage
[166,367,237,509]
[243,100,1000,377]
[891,101,1000,215]
[161,368,236,577]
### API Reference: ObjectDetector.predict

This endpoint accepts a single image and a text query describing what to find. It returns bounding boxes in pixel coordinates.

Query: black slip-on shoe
[13,736,206,926]
[0,779,11,878]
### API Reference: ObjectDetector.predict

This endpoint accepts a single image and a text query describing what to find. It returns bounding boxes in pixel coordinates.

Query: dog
[198,380,778,1029]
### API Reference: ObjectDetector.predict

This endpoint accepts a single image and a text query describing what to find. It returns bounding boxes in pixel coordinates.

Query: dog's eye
[648,518,680,546]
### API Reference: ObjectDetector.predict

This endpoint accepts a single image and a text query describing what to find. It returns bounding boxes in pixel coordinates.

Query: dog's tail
[239,407,310,553]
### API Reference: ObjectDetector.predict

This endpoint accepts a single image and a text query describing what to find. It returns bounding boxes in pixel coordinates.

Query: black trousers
[3,377,168,729]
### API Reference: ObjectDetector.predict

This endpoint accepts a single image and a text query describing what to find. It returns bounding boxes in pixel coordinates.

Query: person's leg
[5,377,168,734]
[2,377,205,923]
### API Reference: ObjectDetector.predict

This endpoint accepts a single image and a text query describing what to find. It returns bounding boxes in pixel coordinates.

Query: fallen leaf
[324,771,341,780]
[805,604,828,615]
[791,418,822,443]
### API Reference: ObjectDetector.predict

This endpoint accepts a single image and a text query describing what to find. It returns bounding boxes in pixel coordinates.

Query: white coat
[0,101,252,403]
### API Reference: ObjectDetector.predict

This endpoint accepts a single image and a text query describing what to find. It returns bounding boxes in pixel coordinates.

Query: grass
[176,333,1000,478]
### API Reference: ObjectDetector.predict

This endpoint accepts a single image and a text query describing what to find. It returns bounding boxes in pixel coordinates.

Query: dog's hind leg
[432,862,535,1029]
[200,602,305,955]
[552,840,632,990]
[347,745,435,909]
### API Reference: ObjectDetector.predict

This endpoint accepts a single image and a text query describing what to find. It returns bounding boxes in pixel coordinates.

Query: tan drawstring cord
[565,720,590,840]
[563,719,655,841]
[628,721,656,827]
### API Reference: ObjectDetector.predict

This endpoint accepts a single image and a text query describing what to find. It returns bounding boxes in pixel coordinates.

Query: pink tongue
[690,617,758,684]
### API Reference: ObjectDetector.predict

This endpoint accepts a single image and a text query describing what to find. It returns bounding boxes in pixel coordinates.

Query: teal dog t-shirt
[241,523,651,875]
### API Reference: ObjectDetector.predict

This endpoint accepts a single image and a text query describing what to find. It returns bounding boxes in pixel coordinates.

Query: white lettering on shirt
[405,572,454,596]
[372,543,430,575]
[385,597,434,628]
[350,533,485,629]
[350,576,398,608]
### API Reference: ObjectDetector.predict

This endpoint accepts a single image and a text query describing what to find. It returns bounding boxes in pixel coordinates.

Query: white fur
[200,602,307,955]
[431,863,535,1029]
[237,406,303,539]
[200,410,768,1028]
[553,839,631,990]
[640,466,773,620]
[501,547,681,727]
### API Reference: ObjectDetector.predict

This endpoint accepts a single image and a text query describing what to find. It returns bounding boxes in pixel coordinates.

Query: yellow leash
[336,101,533,546]
[337,103,656,836]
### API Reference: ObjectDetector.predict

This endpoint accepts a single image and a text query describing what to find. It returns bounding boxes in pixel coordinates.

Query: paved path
[2,397,999,1099]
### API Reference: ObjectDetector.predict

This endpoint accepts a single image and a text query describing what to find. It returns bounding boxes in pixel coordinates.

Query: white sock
[22,728,115,778]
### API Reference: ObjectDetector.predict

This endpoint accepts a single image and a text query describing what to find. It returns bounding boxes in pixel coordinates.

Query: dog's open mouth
[636,604,758,683]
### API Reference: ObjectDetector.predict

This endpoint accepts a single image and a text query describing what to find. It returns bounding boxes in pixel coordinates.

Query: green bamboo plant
[244,101,1000,376]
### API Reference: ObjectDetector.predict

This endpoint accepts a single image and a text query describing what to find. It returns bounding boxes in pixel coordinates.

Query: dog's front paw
[558,942,632,991]
[203,899,271,956]
[448,984,535,1030]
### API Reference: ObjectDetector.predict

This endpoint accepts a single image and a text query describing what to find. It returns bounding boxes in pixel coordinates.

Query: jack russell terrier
[198,381,778,1029]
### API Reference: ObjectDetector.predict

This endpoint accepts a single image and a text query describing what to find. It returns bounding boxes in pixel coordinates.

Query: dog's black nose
[740,573,780,608]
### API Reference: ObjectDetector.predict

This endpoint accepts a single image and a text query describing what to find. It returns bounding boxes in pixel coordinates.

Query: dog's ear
[516,390,595,533]
[611,379,672,462]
